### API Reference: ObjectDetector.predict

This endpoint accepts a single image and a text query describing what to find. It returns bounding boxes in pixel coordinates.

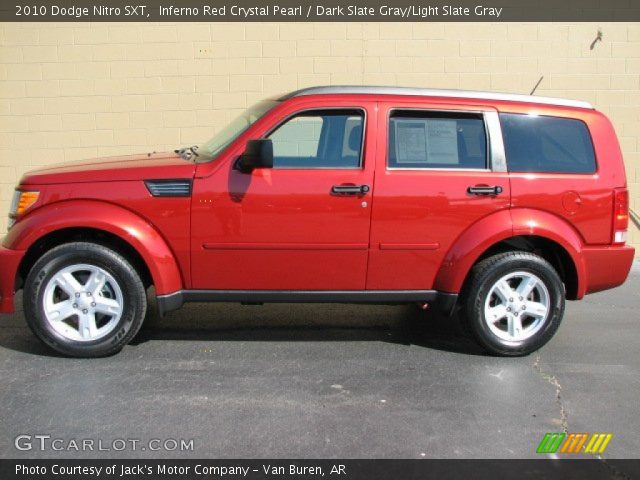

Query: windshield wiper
[174,145,199,161]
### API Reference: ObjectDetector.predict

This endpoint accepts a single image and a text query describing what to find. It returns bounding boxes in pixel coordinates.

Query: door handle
[467,185,503,196]
[331,184,370,196]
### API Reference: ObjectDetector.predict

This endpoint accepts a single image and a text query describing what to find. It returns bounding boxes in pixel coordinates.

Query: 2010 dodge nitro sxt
[0,86,634,357]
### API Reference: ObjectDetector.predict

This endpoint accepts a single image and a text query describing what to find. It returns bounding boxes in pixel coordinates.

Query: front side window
[388,111,487,169]
[267,110,364,169]
[500,113,596,174]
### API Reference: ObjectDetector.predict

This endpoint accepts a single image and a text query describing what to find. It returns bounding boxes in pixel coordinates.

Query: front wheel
[24,242,147,357]
[462,251,565,356]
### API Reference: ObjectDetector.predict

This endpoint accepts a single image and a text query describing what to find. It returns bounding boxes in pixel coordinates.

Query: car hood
[20,152,196,185]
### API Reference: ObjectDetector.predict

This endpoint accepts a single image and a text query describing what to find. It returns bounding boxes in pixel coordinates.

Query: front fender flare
[4,200,183,295]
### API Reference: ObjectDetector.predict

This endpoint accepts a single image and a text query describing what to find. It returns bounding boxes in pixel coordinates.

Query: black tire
[462,251,565,356]
[24,242,147,357]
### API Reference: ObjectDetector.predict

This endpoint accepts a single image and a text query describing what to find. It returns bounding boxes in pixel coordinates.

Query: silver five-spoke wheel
[42,264,124,342]
[483,271,550,342]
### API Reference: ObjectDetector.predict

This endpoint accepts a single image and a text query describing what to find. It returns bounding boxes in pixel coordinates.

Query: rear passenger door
[367,102,511,290]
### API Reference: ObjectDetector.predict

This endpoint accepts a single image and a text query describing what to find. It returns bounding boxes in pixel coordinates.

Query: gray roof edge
[279,86,594,110]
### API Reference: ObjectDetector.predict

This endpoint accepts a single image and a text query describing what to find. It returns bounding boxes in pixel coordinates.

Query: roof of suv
[278,86,594,110]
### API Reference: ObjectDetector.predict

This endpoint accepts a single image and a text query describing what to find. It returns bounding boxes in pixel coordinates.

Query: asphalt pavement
[1,263,638,459]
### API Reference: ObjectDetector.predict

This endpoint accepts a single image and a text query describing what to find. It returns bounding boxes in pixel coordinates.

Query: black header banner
[2,459,640,480]
[2,0,640,22]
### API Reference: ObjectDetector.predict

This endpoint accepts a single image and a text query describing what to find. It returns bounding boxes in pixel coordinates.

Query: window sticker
[394,120,428,164]
[425,119,458,164]
[394,118,459,164]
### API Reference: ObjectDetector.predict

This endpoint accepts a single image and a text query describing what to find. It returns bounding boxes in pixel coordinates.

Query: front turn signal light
[9,190,40,229]
[15,190,40,215]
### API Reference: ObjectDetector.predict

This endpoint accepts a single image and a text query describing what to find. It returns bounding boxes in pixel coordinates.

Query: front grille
[144,179,192,197]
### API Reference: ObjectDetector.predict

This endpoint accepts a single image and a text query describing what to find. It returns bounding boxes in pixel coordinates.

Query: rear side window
[500,113,596,174]
[388,111,487,169]
[267,109,364,169]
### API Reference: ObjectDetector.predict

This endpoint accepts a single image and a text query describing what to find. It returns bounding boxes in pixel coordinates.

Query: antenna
[590,29,603,50]
[530,76,544,96]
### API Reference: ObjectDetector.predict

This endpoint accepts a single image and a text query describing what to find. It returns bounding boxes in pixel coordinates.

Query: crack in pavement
[533,354,568,433]
[533,356,633,479]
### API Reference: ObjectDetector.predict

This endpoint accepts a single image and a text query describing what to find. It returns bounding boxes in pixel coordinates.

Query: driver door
[190,100,377,290]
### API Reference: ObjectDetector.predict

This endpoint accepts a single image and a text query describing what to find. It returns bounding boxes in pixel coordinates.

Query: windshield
[197,100,279,161]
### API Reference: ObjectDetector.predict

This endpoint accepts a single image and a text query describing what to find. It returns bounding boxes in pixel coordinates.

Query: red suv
[0,86,634,357]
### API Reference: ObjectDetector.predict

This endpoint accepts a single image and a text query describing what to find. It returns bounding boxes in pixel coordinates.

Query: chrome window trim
[485,111,507,172]
[386,107,497,172]
[262,107,366,170]
[387,167,492,172]
[280,86,593,110]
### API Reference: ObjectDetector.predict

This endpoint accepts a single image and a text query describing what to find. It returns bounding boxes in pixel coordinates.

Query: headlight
[8,189,39,229]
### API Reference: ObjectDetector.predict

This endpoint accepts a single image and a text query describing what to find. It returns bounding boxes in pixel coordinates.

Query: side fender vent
[145,179,192,197]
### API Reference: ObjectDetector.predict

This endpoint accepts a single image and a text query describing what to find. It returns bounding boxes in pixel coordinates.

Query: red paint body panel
[500,108,623,246]
[367,101,511,290]
[510,207,587,298]
[0,244,24,313]
[582,245,635,294]
[191,97,377,290]
[432,209,515,294]
[367,169,512,289]
[509,173,613,245]
[4,199,187,295]
[20,152,192,184]
[2,152,195,305]
[0,90,634,315]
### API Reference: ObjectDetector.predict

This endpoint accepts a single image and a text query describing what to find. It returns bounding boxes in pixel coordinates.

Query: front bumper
[582,245,635,295]
[0,244,25,314]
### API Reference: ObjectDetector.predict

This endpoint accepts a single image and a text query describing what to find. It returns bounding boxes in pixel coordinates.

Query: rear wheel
[24,242,147,357]
[462,251,565,356]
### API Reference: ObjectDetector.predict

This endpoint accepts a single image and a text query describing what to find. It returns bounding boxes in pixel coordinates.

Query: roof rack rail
[279,86,593,110]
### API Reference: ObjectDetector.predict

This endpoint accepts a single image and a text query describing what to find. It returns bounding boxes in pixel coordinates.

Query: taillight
[612,188,629,244]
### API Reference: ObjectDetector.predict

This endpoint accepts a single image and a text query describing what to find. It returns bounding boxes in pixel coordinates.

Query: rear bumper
[0,243,24,314]
[582,245,635,295]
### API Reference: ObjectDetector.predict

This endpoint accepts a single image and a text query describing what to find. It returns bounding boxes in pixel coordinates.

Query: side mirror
[236,139,273,173]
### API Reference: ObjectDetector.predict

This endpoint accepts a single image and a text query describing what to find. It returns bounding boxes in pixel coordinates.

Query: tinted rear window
[500,113,596,174]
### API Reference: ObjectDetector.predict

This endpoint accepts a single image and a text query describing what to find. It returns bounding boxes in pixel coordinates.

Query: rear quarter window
[500,113,596,174]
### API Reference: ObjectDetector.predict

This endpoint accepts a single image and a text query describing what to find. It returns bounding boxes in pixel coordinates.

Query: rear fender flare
[433,208,586,298]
